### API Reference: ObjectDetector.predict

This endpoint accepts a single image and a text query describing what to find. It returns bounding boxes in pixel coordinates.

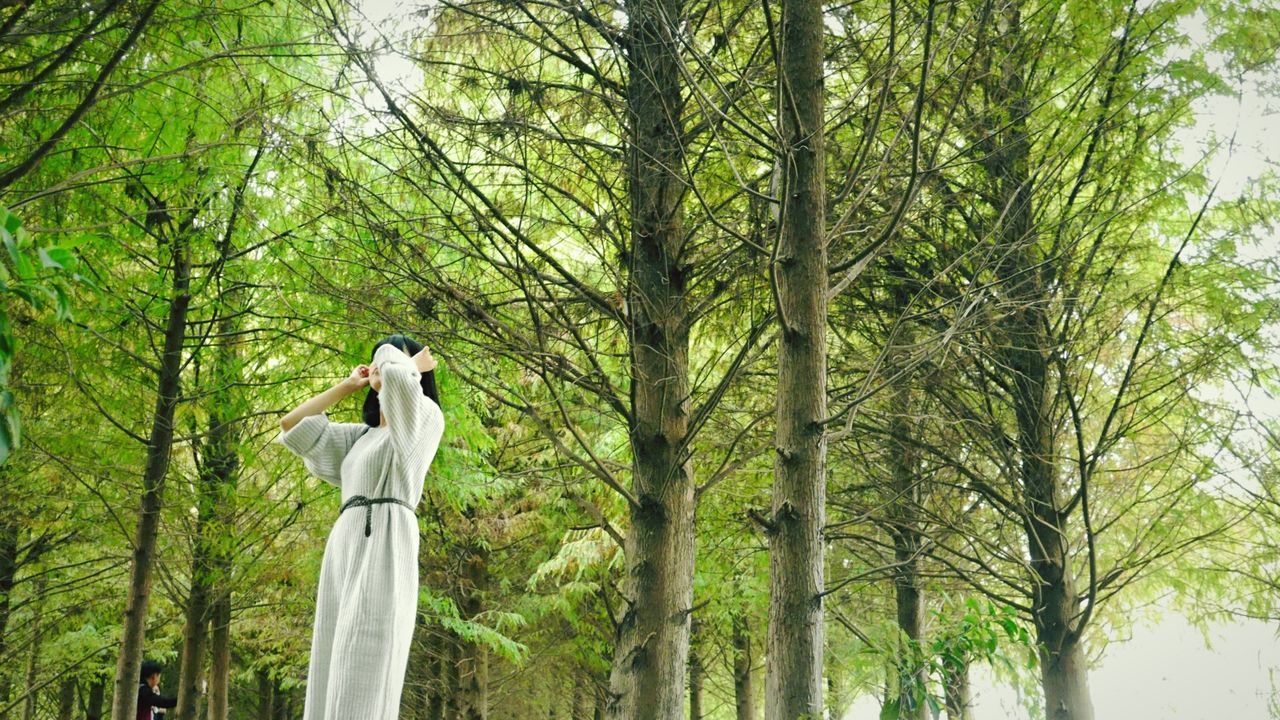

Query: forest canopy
[1,1,1279,719]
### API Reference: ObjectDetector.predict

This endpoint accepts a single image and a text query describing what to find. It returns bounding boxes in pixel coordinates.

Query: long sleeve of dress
[372,343,445,473]
[275,412,368,488]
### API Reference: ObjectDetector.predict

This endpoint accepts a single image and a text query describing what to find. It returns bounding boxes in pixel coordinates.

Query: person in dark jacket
[136,660,177,720]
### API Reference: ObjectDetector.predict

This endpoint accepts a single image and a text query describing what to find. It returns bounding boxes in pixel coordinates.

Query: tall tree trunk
[0,517,17,720]
[442,637,460,720]
[0,518,16,663]
[605,0,695,712]
[57,677,76,720]
[257,670,274,720]
[204,273,246,720]
[405,612,433,720]
[985,3,1092,718]
[942,655,971,720]
[574,675,594,720]
[765,0,828,712]
[85,678,105,720]
[457,542,489,720]
[426,630,447,720]
[109,232,192,720]
[688,618,703,720]
[887,315,927,720]
[22,575,47,720]
[175,509,212,720]
[731,614,754,720]
[208,594,230,720]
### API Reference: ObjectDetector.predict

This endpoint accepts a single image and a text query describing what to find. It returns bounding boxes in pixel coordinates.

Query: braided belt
[339,495,417,537]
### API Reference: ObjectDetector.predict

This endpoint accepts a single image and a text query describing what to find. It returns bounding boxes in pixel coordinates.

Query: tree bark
[85,678,105,720]
[110,230,192,720]
[425,629,447,720]
[22,575,47,720]
[0,518,16,665]
[887,316,927,720]
[984,3,1093,718]
[457,542,489,720]
[605,0,695,712]
[688,618,703,720]
[942,655,971,720]
[175,510,212,720]
[257,670,274,720]
[764,0,828,711]
[208,593,230,720]
[731,613,754,720]
[199,285,244,720]
[0,517,17,720]
[57,677,76,720]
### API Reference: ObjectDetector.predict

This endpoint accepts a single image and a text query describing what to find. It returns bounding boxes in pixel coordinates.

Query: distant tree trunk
[203,269,247,720]
[175,511,212,720]
[574,676,594,720]
[604,0,695,714]
[57,677,76,720]
[0,517,16,720]
[85,678,106,720]
[731,614,754,720]
[0,518,16,661]
[457,542,489,720]
[257,670,274,720]
[983,4,1093,719]
[109,231,192,720]
[405,613,432,720]
[425,630,447,720]
[688,618,703,720]
[208,595,230,720]
[764,0,827,712]
[887,315,927,720]
[22,575,47,720]
[442,637,460,720]
[943,656,971,720]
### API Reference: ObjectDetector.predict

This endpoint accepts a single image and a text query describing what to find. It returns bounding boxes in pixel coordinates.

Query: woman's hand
[345,363,372,390]
[412,345,438,373]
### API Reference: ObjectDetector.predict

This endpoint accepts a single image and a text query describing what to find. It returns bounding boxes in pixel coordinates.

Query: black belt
[339,495,417,537]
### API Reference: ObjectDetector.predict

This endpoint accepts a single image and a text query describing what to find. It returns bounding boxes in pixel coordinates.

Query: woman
[275,333,445,720]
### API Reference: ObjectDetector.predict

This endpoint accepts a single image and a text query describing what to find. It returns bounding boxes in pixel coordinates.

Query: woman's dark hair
[362,333,439,427]
[140,660,163,680]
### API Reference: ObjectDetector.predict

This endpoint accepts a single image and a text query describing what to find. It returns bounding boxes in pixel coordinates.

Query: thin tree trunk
[457,542,489,720]
[0,517,17,720]
[604,0,695,713]
[887,316,927,720]
[943,656,971,720]
[57,677,76,720]
[984,4,1093,718]
[175,510,212,720]
[109,229,192,720]
[257,670,274,720]
[442,637,459,720]
[731,613,754,720]
[688,618,703,720]
[208,594,230,720]
[426,630,446,720]
[573,676,594,720]
[22,575,47,720]
[764,0,828,711]
[0,518,16,662]
[405,614,432,720]
[85,678,105,720]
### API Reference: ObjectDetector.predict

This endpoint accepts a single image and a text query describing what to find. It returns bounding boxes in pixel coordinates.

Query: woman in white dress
[276,333,445,720]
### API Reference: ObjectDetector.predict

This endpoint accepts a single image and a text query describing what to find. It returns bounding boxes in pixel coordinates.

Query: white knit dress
[275,343,445,720]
